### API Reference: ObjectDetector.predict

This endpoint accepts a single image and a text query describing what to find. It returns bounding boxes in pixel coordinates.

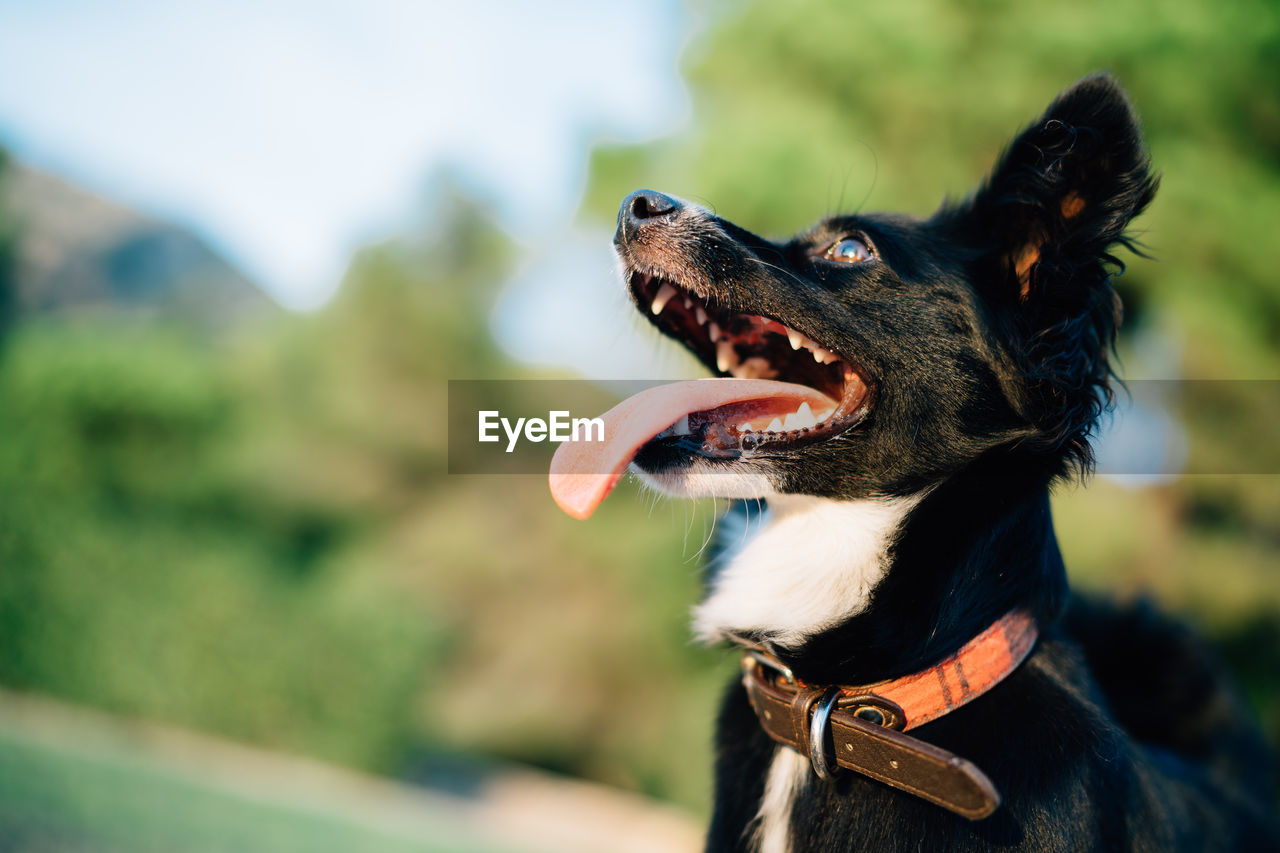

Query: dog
[548,74,1279,851]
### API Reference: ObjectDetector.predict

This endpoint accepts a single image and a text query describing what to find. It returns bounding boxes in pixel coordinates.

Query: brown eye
[828,237,871,263]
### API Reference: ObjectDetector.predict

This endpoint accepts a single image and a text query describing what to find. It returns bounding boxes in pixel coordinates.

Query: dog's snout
[617,190,681,242]
[627,190,679,220]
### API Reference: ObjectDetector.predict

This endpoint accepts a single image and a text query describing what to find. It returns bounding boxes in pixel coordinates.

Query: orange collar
[740,609,1039,818]
[746,608,1038,731]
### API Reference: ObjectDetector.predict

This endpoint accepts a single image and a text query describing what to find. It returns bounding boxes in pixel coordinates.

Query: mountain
[0,162,275,329]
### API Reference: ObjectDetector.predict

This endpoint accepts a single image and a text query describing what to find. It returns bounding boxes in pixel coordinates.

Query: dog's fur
[612,75,1279,851]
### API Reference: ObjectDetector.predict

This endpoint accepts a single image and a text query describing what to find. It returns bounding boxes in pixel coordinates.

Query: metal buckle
[808,687,842,781]
[744,649,795,684]
[839,692,907,731]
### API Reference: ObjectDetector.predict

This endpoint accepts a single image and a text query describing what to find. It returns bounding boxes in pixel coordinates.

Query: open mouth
[546,263,876,520]
[629,269,872,454]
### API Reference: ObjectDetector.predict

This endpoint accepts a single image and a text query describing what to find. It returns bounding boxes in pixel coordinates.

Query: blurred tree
[0,147,16,352]
[0,181,524,773]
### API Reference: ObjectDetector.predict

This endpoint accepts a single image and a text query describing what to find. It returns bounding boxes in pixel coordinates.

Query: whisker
[743,254,812,290]
[691,497,720,563]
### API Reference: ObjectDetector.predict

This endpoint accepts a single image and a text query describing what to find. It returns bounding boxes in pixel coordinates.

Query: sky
[0,0,690,310]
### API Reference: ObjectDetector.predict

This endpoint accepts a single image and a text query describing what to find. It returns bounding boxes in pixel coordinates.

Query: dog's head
[615,74,1157,502]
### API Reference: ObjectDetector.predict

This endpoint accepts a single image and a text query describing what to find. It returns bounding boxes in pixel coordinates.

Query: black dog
[581,75,1280,851]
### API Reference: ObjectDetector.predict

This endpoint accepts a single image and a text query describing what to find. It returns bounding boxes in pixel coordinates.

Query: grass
[0,702,523,853]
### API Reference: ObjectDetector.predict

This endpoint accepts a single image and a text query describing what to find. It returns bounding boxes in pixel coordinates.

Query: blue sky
[0,0,690,309]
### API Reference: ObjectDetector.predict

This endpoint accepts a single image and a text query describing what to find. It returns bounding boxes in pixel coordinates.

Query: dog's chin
[630,458,779,500]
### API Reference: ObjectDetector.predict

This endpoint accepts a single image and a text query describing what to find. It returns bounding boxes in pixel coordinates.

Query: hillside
[0,162,274,329]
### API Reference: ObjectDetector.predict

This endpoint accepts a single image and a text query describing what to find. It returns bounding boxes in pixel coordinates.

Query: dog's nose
[618,190,680,240]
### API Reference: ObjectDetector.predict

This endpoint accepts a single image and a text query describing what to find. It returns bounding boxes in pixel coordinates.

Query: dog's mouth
[628,270,872,453]
[547,264,874,519]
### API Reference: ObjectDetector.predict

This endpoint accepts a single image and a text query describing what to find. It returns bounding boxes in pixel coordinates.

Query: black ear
[947,75,1159,473]
[960,73,1158,310]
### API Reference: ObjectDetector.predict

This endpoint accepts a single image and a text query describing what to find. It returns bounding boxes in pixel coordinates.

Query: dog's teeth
[651,283,677,315]
[683,297,693,309]
[766,417,783,432]
[695,306,707,325]
[783,412,800,430]
[737,357,776,379]
[716,339,738,372]
[815,408,835,423]
[793,402,817,429]
[787,328,805,350]
[810,345,839,364]
[739,422,752,432]
[708,321,720,340]
[672,414,691,436]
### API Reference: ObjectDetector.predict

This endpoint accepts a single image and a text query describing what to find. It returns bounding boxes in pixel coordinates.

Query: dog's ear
[956,73,1158,311]
[945,75,1159,471]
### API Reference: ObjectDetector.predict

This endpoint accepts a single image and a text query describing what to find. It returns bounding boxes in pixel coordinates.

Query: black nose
[617,189,680,240]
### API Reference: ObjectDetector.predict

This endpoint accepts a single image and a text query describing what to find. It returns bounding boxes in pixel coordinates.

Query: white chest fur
[752,747,808,853]
[693,494,919,647]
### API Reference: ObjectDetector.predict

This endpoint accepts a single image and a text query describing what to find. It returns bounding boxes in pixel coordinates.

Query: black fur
[612,75,1279,851]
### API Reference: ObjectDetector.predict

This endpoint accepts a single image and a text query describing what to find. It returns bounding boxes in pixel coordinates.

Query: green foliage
[0,147,15,349]
[0,322,445,769]
[0,190,526,775]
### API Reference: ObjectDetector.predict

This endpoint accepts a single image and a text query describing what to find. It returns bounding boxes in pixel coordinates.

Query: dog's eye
[827,237,871,263]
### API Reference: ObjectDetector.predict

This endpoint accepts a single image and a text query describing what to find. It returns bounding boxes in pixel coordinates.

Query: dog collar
[740,609,1038,820]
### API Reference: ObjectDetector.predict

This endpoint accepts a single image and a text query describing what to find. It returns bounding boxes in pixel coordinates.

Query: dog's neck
[703,459,1068,686]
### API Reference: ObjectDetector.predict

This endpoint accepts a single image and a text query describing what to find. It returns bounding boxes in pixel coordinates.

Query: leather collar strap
[741,609,1038,820]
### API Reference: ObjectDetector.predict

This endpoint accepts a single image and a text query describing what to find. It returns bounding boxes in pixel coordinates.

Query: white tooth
[695,306,707,325]
[716,339,737,372]
[739,422,753,432]
[650,283,677,315]
[793,402,817,429]
[815,408,835,423]
[787,328,805,350]
[767,418,784,433]
[708,322,720,340]
[673,414,690,436]
[683,297,693,309]
[809,345,839,364]
[783,412,800,430]
[738,357,776,379]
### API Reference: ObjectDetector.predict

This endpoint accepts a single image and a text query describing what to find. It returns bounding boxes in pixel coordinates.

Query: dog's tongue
[549,378,835,519]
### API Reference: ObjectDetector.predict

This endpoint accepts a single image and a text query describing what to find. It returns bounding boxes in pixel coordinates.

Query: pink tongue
[548,378,836,519]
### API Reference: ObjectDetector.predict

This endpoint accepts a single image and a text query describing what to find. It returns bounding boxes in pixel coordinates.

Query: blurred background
[0,0,1277,850]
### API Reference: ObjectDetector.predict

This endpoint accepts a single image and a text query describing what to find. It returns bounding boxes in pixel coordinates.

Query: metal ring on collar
[808,686,842,781]
[839,692,907,731]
